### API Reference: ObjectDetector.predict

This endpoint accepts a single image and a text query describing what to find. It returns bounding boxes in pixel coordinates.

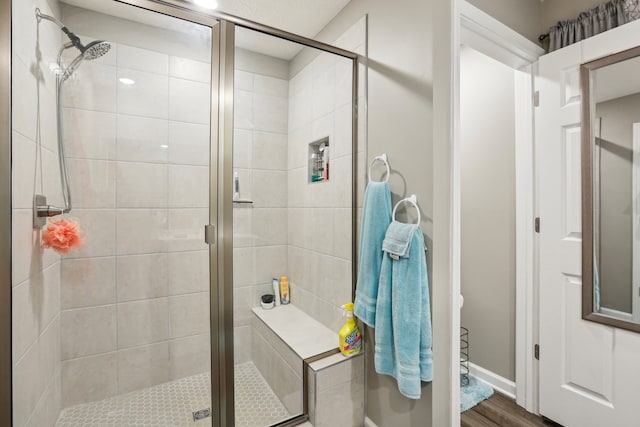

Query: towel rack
[368,153,390,183]
[392,194,421,225]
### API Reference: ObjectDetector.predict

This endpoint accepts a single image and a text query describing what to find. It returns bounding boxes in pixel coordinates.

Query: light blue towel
[381,221,415,258]
[374,221,433,399]
[354,181,392,327]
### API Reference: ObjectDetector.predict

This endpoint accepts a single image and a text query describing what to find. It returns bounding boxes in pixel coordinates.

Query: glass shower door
[231,25,356,427]
[10,1,220,426]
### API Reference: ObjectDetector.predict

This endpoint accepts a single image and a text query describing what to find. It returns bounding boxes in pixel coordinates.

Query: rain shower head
[35,8,111,69]
[61,39,111,80]
[82,40,112,60]
[61,28,112,61]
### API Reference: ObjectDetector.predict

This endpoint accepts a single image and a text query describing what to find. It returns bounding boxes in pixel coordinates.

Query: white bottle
[272,278,281,306]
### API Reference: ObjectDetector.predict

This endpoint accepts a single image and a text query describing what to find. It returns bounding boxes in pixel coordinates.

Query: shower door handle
[204,224,216,245]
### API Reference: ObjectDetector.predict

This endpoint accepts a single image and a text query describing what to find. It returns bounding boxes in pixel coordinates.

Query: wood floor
[461,392,562,427]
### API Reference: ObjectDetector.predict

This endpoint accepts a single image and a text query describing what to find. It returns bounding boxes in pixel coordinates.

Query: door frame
[0,0,11,425]
[457,0,544,413]
[633,123,640,323]
[2,1,360,426]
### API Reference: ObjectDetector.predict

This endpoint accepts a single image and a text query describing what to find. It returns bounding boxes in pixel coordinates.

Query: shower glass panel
[11,1,215,425]
[232,26,354,426]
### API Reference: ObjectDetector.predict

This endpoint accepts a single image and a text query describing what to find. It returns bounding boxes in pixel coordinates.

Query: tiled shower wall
[233,18,366,378]
[286,18,366,332]
[232,48,290,364]
[12,1,64,426]
[57,11,212,408]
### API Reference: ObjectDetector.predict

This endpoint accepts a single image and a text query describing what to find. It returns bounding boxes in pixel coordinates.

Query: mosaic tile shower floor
[55,362,290,427]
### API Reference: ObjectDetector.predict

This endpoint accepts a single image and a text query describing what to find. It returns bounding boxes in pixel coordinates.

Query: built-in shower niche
[308,137,330,183]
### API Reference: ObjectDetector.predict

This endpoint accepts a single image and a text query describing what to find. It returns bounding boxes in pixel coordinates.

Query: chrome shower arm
[36,8,84,52]
[35,8,65,29]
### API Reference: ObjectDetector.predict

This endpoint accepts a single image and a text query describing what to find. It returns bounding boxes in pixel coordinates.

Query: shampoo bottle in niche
[339,303,361,356]
[279,276,290,305]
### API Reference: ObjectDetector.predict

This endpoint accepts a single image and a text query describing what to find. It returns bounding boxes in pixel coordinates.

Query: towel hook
[368,153,390,183]
[392,194,421,225]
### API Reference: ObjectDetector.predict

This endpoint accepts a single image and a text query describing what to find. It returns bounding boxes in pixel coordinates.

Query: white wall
[460,46,517,381]
[58,7,212,408]
[12,0,63,426]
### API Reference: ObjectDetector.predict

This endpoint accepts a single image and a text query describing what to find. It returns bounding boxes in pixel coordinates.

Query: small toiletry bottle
[339,303,361,356]
[272,278,281,306]
[323,146,329,181]
[233,172,240,201]
[279,276,290,305]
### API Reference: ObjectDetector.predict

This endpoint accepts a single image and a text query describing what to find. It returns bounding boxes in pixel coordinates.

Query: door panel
[537,42,614,426]
[536,24,640,425]
[10,1,221,426]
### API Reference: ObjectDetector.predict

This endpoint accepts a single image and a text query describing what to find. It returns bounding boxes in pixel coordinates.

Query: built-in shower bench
[251,304,365,426]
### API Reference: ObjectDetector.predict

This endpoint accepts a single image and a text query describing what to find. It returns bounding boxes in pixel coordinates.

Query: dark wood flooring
[461,392,562,427]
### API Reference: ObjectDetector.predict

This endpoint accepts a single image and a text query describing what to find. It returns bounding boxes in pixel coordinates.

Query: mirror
[582,45,640,332]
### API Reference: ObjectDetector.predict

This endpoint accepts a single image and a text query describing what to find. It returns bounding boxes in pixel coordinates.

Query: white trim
[459,0,544,415]
[633,123,640,323]
[433,0,461,425]
[460,1,545,70]
[514,64,539,414]
[469,362,517,400]
[364,416,379,427]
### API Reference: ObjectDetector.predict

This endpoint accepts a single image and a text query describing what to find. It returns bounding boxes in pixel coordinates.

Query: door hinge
[534,91,540,107]
[535,217,540,233]
[204,224,216,245]
[534,344,540,360]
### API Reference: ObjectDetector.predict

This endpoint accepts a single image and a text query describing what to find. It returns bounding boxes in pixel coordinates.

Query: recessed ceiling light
[160,144,169,149]
[194,0,218,9]
[119,78,135,85]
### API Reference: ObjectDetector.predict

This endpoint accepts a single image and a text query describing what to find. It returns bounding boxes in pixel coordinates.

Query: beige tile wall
[58,14,212,408]
[12,0,64,426]
[232,48,290,365]
[308,353,365,427]
[251,316,303,415]
[286,20,367,332]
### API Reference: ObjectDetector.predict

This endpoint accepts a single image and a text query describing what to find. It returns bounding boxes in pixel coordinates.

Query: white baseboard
[468,362,516,400]
[364,416,379,427]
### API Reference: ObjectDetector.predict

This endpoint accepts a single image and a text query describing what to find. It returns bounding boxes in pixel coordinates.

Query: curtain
[626,0,640,20]
[548,0,637,52]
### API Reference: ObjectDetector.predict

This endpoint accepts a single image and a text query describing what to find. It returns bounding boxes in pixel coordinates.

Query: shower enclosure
[3,0,361,426]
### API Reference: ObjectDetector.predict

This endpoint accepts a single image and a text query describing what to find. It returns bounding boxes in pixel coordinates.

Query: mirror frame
[581,45,640,333]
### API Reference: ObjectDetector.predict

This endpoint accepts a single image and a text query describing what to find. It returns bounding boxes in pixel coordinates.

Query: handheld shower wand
[33,8,112,227]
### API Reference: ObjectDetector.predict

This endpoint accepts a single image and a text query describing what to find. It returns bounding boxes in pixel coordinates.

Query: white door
[537,40,640,427]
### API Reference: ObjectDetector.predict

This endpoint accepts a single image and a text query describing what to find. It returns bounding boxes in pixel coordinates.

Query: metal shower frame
[0,0,360,425]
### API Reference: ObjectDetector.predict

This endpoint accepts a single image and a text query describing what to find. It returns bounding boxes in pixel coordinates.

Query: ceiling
[60,0,351,60]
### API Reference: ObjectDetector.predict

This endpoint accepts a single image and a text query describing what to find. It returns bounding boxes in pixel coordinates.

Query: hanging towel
[381,221,415,258]
[354,181,392,327]
[374,221,433,399]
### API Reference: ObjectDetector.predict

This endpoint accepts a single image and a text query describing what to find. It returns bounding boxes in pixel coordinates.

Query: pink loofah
[42,219,84,254]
